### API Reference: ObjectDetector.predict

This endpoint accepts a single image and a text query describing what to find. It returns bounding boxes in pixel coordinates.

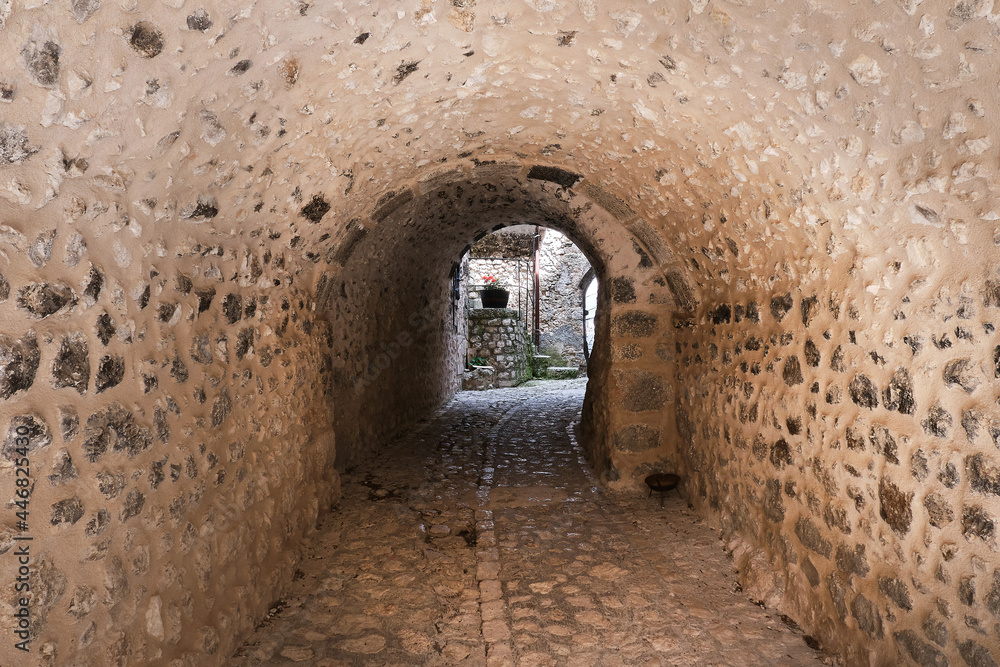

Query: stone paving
[233,380,832,666]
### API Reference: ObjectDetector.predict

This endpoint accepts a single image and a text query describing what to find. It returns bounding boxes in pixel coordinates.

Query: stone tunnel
[1,0,999,664]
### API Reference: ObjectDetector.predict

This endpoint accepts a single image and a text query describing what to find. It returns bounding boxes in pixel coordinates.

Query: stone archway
[311,162,694,490]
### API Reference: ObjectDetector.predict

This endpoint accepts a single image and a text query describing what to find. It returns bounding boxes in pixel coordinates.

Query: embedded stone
[710,303,731,324]
[782,356,803,386]
[191,334,213,365]
[95,312,115,346]
[67,586,97,619]
[128,22,164,58]
[229,59,252,76]
[968,453,1000,496]
[988,571,1000,617]
[85,509,109,537]
[0,123,39,164]
[3,414,51,460]
[223,293,243,324]
[59,407,79,441]
[794,516,832,558]
[835,542,869,577]
[801,558,819,587]
[0,332,40,399]
[611,311,657,337]
[800,295,819,325]
[962,505,995,541]
[97,471,126,499]
[943,358,979,394]
[830,345,846,372]
[878,477,912,535]
[851,594,883,639]
[893,630,947,667]
[235,327,254,360]
[613,424,659,452]
[17,283,77,318]
[22,39,61,87]
[83,266,103,304]
[51,497,85,525]
[960,577,976,606]
[615,369,665,412]
[610,277,636,304]
[878,576,912,610]
[83,403,152,461]
[849,374,878,409]
[924,493,954,528]
[958,640,999,667]
[95,355,124,393]
[922,615,947,647]
[770,438,791,468]
[869,425,898,464]
[104,556,129,606]
[211,388,232,427]
[195,287,216,314]
[154,407,168,443]
[770,294,793,321]
[158,302,178,323]
[922,404,952,438]
[883,367,916,414]
[848,55,883,86]
[804,339,820,367]
[300,195,331,223]
[48,449,78,485]
[71,0,101,23]
[187,9,213,31]
[52,334,90,394]
[0,270,8,301]
[827,573,848,620]
[170,354,189,382]
[762,479,785,522]
[952,0,993,20]
[120,489,145,521]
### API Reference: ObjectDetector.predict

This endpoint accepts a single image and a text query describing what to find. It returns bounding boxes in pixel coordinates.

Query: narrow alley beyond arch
[234,381,827,666]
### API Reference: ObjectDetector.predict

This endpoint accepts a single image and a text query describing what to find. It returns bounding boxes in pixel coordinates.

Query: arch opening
[314,171,683,489]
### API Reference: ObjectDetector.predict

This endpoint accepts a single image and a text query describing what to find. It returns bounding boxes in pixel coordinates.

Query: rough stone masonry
[0,1,998,666]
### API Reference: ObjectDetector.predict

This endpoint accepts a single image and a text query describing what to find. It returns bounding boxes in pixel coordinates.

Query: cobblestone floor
[233,380,830,666]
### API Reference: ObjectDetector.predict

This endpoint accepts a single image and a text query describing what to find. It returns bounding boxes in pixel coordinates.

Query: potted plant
[479,275,509,308]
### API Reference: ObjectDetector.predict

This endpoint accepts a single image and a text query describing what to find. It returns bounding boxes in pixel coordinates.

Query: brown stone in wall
[0,332,40,399]
[611,311,657,337]
[613,424,660,452]
[878,477,913,535]
[615,370,666,413]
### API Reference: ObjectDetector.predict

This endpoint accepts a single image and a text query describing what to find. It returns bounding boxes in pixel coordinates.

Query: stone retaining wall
[467,309,530,387]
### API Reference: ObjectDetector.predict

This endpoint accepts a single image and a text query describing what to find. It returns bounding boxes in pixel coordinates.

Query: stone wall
[467,309,530,387]
[537,230,591,368]
[0,227,337,664]
[672,283,1000,666]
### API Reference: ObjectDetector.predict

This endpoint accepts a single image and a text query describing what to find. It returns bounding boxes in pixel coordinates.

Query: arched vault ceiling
[1,0,998,294]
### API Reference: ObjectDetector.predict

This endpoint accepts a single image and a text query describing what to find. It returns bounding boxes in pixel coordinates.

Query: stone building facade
[0,2,998,666]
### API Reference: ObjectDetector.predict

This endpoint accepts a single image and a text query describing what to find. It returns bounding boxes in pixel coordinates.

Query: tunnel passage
[1,1,999,666]
[310,165,692,488]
